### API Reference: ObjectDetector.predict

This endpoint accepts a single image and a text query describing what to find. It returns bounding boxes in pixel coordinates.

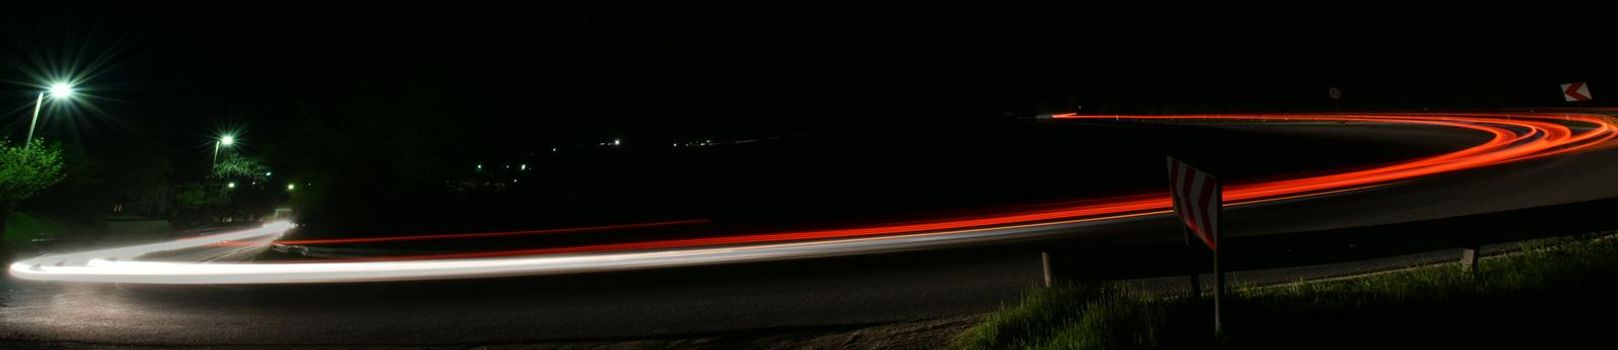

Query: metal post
[24,92,44,150]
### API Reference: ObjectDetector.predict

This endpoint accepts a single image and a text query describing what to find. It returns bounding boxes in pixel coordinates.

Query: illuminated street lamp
[213,134,236,168]
[24,82,74,150]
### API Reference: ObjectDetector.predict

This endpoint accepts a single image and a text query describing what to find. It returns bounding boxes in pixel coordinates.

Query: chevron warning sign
[1563,82,1592,102]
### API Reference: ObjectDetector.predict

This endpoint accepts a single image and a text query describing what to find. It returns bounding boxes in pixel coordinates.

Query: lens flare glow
[48,83,74,99]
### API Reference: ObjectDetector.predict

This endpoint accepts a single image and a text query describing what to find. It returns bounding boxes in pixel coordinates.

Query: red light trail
[353,112,1618,260]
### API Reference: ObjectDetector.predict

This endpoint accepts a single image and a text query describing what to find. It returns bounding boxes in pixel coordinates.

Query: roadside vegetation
[0,139,63,263]
[957,232,1618,349]
[1,211,70,247]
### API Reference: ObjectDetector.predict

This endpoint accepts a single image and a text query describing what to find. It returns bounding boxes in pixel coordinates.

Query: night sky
[2,4,1614,191]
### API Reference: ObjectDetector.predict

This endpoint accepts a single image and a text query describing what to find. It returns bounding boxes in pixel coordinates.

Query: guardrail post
[1460,245,1481,276]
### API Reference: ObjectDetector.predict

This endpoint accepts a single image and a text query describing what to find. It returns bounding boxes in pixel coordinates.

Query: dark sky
[1,4,1614,171]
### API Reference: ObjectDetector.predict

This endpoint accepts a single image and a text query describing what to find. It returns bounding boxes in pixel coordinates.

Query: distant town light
[287,184,296,191]
[613,139,622,146]
[227,182,237,189]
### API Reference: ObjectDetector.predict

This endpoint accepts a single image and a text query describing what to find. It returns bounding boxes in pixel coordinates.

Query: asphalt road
[6,119,1618,346]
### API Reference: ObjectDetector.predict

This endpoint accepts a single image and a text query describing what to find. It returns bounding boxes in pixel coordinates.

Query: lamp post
[213,134,236,169]
[25,83,74,150]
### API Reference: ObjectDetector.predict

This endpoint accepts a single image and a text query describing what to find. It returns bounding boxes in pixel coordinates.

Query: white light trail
[6,214,1160,284]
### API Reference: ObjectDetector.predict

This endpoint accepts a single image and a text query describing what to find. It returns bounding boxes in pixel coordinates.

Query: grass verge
[957,232,1618,349]
[3,211,72,247]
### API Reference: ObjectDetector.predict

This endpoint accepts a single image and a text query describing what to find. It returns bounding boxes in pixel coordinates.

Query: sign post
[1167,156,1224,336]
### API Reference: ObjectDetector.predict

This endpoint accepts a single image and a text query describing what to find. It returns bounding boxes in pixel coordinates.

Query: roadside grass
[957,233,1618,349]
[2,211,72,246]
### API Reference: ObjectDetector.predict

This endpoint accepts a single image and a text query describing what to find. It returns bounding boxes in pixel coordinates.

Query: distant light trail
[11,112,1618,284]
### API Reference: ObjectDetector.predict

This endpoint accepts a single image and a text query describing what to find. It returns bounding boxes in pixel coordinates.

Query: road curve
[9,112,1618,284]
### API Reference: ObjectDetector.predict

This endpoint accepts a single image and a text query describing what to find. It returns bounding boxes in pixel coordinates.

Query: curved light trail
[11,112,1618,284]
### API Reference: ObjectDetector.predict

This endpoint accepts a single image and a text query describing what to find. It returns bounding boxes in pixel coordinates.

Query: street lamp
[24,82,74,149]
[49,83,73,97]
[213,134,236,168]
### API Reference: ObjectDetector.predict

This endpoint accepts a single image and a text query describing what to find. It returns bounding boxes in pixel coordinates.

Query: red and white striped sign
[1563,82,1592,102]
[1167,156,1221,251]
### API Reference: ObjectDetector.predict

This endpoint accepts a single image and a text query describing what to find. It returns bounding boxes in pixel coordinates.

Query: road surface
[6,112,1618,346]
